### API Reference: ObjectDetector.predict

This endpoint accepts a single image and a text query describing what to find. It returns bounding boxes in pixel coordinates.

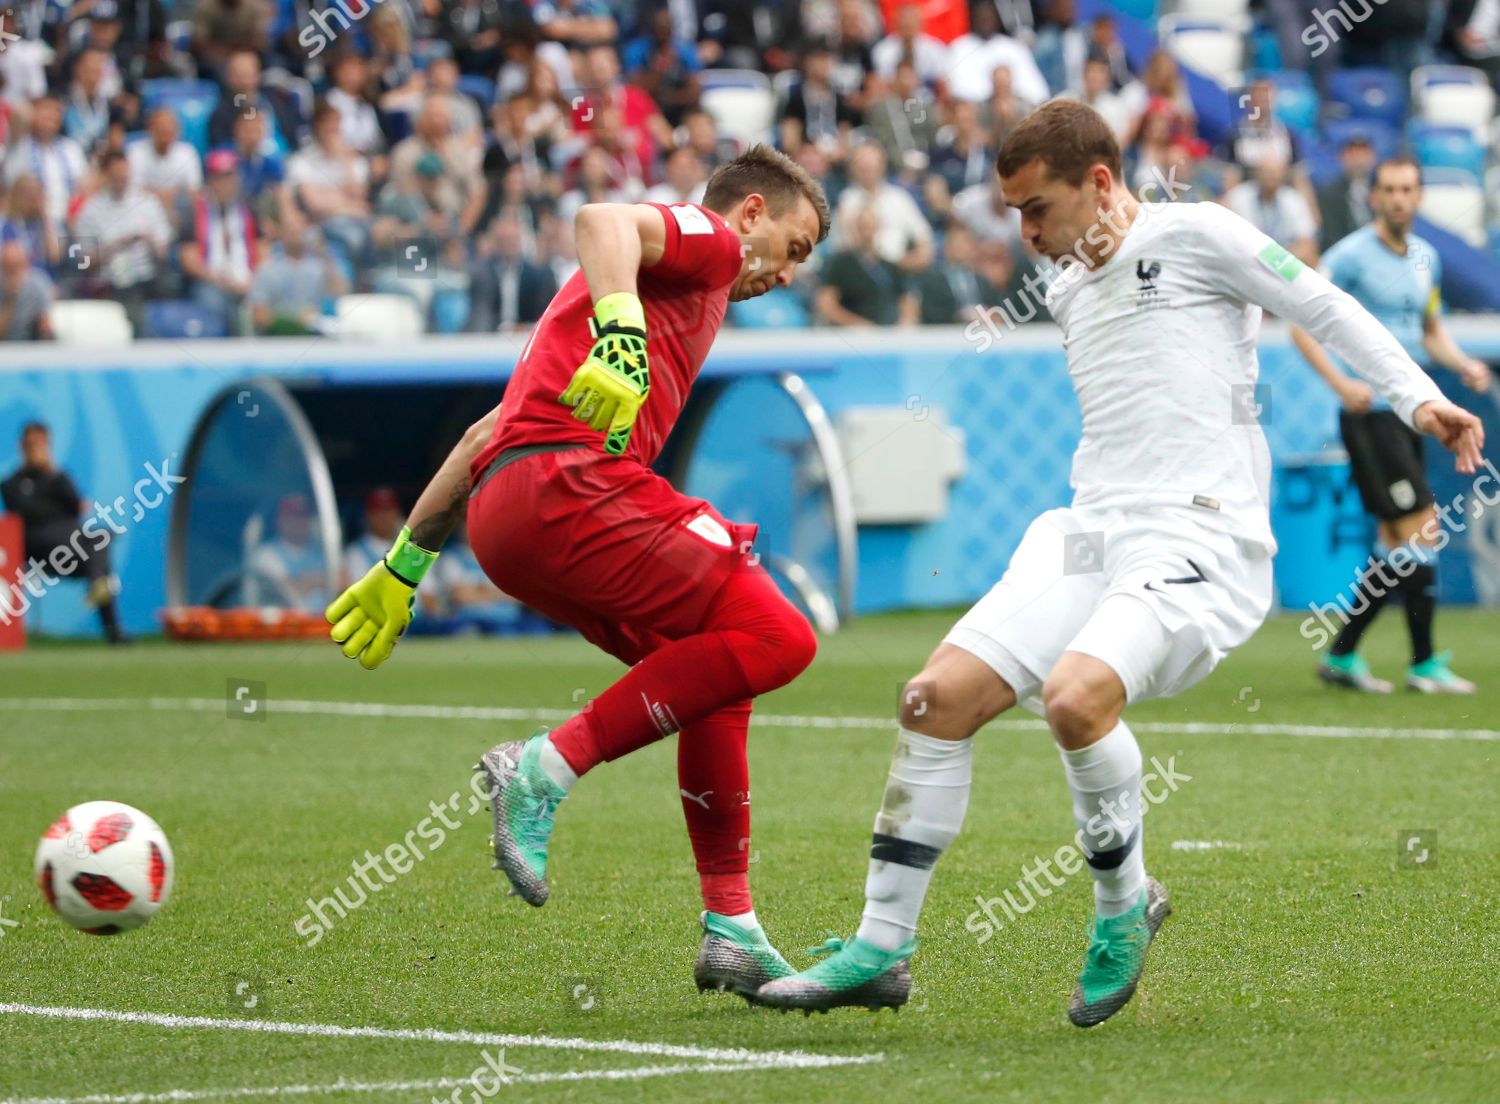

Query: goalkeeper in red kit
[324,147,831,994]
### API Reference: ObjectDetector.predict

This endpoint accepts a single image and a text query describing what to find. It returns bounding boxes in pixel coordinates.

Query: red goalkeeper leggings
[468,446,817,914]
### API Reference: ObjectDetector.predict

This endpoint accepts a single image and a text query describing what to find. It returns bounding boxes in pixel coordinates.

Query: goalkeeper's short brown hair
[704,145,831,243]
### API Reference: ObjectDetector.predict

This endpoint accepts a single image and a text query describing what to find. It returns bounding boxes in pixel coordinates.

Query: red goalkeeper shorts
[467,443,759,664]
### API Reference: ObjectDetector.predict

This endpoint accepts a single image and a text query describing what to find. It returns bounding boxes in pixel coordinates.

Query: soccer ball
[34,801,174,935]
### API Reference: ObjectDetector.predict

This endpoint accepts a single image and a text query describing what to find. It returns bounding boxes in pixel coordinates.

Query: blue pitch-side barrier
[2,323,1498,637]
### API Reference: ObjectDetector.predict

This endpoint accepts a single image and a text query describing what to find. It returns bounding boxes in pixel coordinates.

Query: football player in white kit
[753,101,1485,1025]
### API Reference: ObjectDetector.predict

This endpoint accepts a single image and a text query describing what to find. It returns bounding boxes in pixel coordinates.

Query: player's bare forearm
[406,405,501,551]
[1423,319,1492,389]
[574,203,667,302]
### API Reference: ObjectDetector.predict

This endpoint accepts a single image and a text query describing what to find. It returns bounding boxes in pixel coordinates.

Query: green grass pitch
[1,609,1497,1102]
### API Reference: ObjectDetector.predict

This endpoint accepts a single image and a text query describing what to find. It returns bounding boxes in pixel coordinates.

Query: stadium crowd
[0,0,1495,341]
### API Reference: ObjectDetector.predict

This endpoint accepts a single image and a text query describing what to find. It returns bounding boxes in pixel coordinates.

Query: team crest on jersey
[685,512,733,547]
[1135,259,1168,310]
[670,204,715,236]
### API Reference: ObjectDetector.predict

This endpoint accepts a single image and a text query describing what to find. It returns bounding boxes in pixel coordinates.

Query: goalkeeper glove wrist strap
[384,526,439,588]
[593,291,646,334]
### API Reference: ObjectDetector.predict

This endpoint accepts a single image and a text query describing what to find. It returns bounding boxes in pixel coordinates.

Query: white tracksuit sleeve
[1189,203,1446,429]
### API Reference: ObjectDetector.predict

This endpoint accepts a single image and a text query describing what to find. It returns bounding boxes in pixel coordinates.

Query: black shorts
[1339,409,1434,521]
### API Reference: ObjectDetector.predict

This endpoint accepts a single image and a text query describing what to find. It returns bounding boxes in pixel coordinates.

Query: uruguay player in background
[1292,156,1492,695]
[754,101,1485,1026]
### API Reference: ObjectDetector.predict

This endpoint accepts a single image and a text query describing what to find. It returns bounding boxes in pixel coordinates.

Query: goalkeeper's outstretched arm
[406,404,502,551]
[325,404,500,670]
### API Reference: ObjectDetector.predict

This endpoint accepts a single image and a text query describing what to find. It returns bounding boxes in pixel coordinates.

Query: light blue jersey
[1321,226,1441,410]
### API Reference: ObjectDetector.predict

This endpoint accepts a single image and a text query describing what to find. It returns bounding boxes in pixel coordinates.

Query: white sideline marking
[0,1061,830,1104]
[0,1003,878,1070]
[1170,839,1249,851]
[1,695,1497,742]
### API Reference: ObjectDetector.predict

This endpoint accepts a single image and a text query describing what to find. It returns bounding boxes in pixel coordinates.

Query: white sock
[855,729,973,951]
[538,736,579,792]
[722,909,760,932]
[1059,721,1146,918]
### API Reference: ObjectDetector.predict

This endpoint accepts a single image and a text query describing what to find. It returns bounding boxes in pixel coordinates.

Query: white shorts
[944,505,1274,711]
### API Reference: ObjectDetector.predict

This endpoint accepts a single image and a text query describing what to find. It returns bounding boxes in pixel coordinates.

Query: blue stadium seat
[1300,141,1345,188]
[1410,124,1485,184]
[728,288,809,329]
[142,79,218,156]
[1410,126,1482,184]
[1325,68,1406,129]
[429,288,471,335]
[458,75,496,107]
[1111,0,1158,22]
[1322,118,1398,161]
[1261,70,1319,133]
[412,39,453,69]
[143,300,228,339]
[1249,26,1281,72]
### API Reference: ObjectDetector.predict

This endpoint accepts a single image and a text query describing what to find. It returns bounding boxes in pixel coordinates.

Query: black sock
[1402,562,1436,665]
[97,599,124,643]
[1330,558,1395,656]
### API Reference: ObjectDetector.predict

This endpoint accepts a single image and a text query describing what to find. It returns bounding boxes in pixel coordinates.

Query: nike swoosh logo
[1145,559,1208,593]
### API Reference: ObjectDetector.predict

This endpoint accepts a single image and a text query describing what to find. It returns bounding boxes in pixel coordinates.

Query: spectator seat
[1326,68,1406,129]
[1158,16,1248,85]
[1410,124,1485,184]
[141,79,219,156]
[458,75,496,108]
[333,294,424,340]
[144,300,229,339]
[1322,118,1398,161]
[1417,168,1486,246]
[1412,66,1495,140]
[729,288,810,329]
[50,300,133,344]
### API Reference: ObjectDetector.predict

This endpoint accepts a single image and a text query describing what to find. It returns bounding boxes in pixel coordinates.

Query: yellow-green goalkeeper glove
[324,527,439,671]
[559,291,649,456]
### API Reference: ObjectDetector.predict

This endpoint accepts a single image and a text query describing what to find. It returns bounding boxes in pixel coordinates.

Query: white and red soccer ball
[34,801,174,935]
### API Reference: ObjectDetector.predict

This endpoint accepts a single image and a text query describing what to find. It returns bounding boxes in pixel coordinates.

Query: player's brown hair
[996,100,1123,187]
[1373,155,1422,188]
[703,145,831,243]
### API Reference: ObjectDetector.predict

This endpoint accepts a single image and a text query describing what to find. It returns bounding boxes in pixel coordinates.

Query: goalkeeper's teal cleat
[475,732,566,907]
[1068,876,1171,1027]
[1407,652,1476,694]
[1317,651,1392,694]
[750,934,914,1013]
[694,912,795,996]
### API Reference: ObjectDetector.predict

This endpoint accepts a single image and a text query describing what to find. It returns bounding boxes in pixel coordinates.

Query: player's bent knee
[1042,666,1124,747]
[900,665,1012,740]
[1041,681,1092,736]
[731,607,817,695]
[773,610,818,684]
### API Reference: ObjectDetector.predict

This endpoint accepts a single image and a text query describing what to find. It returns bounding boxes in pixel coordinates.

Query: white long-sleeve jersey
[1045,201,1446,553]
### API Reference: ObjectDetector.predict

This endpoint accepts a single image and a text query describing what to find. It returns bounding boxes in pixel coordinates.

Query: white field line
[0,1003,878,1071]
[0,695,1497,742]
[0,1061,828,1104]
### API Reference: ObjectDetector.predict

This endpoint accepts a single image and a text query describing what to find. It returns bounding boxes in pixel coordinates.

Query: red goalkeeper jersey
[474,202,744,474]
